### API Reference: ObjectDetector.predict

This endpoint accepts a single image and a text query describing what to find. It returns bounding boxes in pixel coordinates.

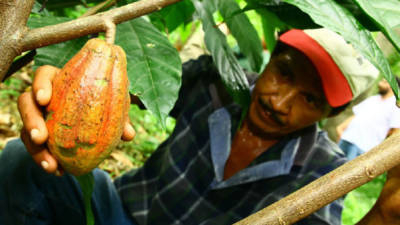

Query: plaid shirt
[114,56,347,225]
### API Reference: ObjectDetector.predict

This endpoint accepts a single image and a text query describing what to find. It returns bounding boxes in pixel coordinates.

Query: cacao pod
[46,38,130,176]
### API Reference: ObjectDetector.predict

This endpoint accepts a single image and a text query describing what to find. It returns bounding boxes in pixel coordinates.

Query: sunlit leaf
[150,0,195,33]
[369,0,400,29]
[353,0,400,53]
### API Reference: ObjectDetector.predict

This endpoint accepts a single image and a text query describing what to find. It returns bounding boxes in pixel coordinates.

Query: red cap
[279,29,353,107]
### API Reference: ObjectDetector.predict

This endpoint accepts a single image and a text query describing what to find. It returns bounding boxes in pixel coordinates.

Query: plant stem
[81,0,117,18]
[104,19,116,44]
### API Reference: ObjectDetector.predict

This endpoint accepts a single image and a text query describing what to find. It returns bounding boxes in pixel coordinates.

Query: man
[336,78,400,160]
[0,28,382,224]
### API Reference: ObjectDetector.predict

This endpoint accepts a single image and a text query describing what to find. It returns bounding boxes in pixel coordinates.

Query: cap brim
[279,29,353,107]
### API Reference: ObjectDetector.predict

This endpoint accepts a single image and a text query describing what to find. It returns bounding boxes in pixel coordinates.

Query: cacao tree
[1,0,400,224]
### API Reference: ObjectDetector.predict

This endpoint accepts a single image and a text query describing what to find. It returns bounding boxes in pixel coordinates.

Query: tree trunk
[0,0,35,81]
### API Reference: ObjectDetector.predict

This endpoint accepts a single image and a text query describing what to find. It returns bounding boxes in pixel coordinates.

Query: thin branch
[104,19,116,44]
[235,130,400,225]
[80,0,117,17]
[20,0,182,52]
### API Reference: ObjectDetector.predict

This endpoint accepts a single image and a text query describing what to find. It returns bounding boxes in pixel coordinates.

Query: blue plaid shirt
[114,56,347,225]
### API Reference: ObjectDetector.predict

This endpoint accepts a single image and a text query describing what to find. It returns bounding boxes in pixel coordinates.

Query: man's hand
[18,65,136,176]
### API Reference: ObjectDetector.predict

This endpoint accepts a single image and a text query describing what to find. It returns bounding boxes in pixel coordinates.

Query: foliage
[342,173,386,225]
[387,50,400,76]
[0,78,25,103]
[119,104,175,166]
[0,68,31,150]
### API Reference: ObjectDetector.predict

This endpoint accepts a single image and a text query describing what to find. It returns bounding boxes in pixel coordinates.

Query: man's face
[248,46,332,138]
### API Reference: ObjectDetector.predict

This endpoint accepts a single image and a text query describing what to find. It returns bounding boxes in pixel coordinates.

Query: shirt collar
[208,107,318,189]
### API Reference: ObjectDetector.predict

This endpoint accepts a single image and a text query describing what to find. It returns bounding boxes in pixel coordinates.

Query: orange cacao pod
[46,38,130,176]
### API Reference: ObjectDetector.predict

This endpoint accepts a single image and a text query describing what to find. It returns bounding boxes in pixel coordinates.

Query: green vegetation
[388,51,400,76]
[122,104,175,165]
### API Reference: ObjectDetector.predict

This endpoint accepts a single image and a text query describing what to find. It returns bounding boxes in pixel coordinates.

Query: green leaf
[245,0,319,29]
[27,16,72,29]
[76,173,95,225]
[31,1,51,16]
[150,0,195,33]
[27,17,90,70]
[282,0,400,104]
[192,0,251,109]
[217,0,263,73]
[257,8,288,52]
[115,18,182,128]
[244,0,380,30]
[368,0,400,29]
[352,0,400,53]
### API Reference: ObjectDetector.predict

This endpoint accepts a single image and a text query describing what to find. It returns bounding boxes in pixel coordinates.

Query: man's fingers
[33,65,59,106]
[18,91,48,145]
[21,128,58,174]
[122,121,136,141]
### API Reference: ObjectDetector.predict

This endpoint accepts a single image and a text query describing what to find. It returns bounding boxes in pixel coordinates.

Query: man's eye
[304,93,317,104]
[277,63,292,77]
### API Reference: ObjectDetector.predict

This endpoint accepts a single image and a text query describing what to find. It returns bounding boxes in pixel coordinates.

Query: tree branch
[235,130,400,225]
[20,0,182,51]
[0,0,182,81]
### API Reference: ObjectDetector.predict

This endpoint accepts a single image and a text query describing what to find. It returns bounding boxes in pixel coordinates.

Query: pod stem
[104,19,116,44]
[76,172,95,225]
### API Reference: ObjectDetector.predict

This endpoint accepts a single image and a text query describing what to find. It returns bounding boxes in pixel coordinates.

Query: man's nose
[270,88,298,114]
